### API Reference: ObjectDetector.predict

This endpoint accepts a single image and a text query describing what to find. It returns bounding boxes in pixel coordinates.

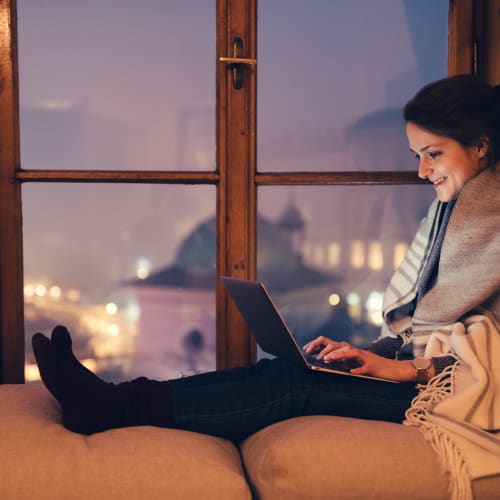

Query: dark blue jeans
[169,358,418,443]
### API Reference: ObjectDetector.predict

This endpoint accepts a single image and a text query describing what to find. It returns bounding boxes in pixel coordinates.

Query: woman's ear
[477,136,490,158]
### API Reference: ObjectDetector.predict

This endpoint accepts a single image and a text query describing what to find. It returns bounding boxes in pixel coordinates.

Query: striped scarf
[380,165,500,357]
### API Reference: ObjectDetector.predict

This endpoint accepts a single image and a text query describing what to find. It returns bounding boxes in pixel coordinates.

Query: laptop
[221,276,398,383]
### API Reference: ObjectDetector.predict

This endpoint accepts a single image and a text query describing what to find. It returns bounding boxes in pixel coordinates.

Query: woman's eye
[428,151,441,159]
[414,154,420,161]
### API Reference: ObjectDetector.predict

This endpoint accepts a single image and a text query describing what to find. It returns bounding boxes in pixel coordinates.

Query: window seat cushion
[0,383,251,500]
[241,415,499,500]
[2,382,498,500]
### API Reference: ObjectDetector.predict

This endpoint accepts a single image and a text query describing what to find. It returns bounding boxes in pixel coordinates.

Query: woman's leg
[169,358,418,442]
[34,327,417,441]
[32,332,175,435]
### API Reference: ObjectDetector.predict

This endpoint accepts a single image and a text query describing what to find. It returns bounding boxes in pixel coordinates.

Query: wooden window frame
[0,0,497,383]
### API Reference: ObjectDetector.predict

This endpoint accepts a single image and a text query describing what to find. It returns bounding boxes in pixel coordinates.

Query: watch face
[413,357,431,370]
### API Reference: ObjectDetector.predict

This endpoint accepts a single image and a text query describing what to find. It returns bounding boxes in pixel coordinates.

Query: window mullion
[0,0,24,383]
[216,0,257,370]
[448,0,475,76]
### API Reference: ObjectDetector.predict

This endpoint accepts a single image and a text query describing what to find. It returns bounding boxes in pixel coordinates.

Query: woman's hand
[303,336,353,360]
[303,336,424,382]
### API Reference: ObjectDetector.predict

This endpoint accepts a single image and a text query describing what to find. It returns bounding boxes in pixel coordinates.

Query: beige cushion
[0,383,251,500]
[241,415,500,500]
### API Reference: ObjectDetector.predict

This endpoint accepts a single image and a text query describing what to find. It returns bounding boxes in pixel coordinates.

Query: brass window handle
[219,37,256,89]
[219,57,257,65]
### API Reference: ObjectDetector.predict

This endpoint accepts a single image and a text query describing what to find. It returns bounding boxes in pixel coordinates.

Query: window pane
[23,184,216,382]
[17,0,215,171]
[257,0,448,172]
[257,185,434,350]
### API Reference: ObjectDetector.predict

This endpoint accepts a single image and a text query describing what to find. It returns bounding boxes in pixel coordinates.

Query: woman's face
[406,122,488,202]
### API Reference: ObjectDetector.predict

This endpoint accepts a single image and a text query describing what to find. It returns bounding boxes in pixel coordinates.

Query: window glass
[256,0,448,357]
[17,0,215,171]
[257,185,434,349]
[23,184,216,382]
[257,0,448,172]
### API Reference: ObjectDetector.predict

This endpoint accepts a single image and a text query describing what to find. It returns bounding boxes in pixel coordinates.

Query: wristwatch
[412,357,432,384]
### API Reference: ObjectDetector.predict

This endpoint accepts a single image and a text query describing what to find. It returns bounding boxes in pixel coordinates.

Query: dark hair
[404,75,500,164]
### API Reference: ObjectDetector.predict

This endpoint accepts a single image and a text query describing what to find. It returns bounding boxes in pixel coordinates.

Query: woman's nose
[418,158,432,179]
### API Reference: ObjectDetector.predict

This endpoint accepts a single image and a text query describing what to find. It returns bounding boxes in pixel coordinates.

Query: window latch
[219,37,256,90]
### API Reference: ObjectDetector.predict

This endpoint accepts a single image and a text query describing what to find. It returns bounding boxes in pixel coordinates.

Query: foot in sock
[50,324,78,359]
[32,333,120,434]
[32,333,175,435]
[50,325,100,381]
[51,325,167,389]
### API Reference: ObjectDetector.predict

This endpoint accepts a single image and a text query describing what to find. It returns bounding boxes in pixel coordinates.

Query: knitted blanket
[379,166,500,499]
[404,315,500,500]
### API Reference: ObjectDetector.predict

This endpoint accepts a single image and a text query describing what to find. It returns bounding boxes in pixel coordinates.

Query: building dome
[278,203,305,232]
[174,214,302,275]
[135,211,335,292]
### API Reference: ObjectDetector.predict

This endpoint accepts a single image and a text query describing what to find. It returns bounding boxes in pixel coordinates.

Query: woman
[32,75,499,444]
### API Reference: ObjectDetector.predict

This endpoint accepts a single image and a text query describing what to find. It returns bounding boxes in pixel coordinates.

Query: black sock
[50,325,100,381]
[51,326,170,389]
[50,324,78,359]
[32,333,175,435]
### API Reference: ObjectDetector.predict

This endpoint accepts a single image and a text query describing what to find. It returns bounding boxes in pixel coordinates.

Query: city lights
[107,324,120,336]
[25,282,62,300]
[368,241,383,271]
[346,292,361,320]
[66,289,81,302]
[327,242,341,268]
[24,363,40,382]
[365,291,384,326]
[350,240,365,269]
[49,286,62,299]
[126,302,141,323]
[328,293,340,306]
[106,302,118,315]
[346,292,361,306]
[393,242,409,269]
[39,99,73,111]
[136,257,151,280]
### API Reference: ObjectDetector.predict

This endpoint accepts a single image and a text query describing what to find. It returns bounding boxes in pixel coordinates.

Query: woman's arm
[303,336,434,383]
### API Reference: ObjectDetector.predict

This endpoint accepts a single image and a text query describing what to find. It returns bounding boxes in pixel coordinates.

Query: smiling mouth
[431,176,447,187]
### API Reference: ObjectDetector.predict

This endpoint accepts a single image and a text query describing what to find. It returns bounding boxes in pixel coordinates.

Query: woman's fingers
[323,345,361,362]
[303,336,333,353]
[317,342,346,359]
[324,349,399,379]
[303,337,352,359]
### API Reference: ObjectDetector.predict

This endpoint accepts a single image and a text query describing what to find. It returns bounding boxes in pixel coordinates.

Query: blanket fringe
[404,363,473,500]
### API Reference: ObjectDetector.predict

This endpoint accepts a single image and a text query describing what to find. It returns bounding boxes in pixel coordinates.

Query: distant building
[130,204,337,380]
